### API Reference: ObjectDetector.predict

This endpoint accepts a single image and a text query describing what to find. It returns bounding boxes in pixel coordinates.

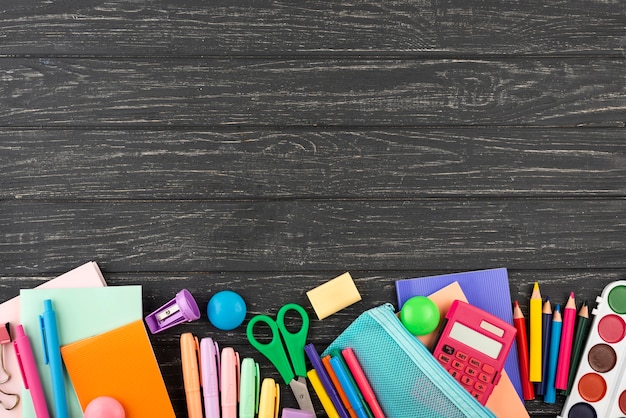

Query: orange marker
[322,355,357,418]
[513,301,535,400]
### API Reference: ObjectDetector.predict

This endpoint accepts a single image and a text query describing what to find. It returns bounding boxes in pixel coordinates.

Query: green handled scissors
[246,303,315,414]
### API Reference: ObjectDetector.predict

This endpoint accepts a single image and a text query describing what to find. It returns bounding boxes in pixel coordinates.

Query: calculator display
[449,322,503,359]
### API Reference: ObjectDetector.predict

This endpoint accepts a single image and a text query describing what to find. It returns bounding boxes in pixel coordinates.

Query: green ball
[400,296,441,336]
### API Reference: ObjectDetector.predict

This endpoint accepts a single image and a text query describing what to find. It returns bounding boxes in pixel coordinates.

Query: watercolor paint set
[559,280,626,418]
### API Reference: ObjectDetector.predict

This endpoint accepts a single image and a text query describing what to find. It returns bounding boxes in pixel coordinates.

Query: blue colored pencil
[544,304,562,404]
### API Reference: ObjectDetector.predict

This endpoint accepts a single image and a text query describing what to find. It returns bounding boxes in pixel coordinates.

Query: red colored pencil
[556,292,576,390]
[513,300,535,400]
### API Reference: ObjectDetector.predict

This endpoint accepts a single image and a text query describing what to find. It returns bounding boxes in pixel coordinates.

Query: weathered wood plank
[0,0,623,56]
[1,58,624,127]
[1,199,624,273]
[2,129,625,199]
[0,269,619,417]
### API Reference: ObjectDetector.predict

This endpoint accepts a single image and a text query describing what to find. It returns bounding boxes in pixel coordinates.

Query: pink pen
[13,324,50,418]
[201,338,221,418]
[341,348,385,418]
[220,347,240,418]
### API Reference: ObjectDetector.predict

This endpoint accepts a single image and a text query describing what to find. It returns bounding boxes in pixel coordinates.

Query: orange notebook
[60,320,175,417]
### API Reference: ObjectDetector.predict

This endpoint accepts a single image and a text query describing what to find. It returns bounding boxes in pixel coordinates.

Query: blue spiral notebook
[395,268,523,401]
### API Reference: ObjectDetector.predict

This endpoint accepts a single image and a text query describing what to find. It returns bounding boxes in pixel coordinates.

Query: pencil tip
[570,292,575,298]
[513,300,519,308]
[555,304,561,312]
[534,282,539,289]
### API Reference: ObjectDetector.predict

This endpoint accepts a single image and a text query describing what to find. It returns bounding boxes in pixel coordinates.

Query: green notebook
[20,286,143,418]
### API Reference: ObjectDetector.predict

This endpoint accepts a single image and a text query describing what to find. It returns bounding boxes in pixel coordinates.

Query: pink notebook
[0,262,107,417]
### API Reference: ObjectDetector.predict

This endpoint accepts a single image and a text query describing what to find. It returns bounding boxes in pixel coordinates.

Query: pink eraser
[84,396,125,418]
[306,272,362,319]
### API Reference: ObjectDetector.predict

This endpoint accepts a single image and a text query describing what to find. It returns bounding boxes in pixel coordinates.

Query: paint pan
[559,281,626,418]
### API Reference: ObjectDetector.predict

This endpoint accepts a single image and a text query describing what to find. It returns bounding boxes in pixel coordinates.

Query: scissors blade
[289,376,315,415]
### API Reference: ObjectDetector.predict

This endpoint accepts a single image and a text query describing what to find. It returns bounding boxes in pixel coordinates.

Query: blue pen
[329,356,368,418]
[39,299,69,418]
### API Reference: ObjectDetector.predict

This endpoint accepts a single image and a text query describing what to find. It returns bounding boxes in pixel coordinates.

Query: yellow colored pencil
[530,282,543,381]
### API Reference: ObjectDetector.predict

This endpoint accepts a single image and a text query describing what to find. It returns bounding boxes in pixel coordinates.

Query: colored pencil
[555,293,576,390]
[529,282,543,382]
[535,298,552,395]
[544,305,562,404]
[513,300,535,400]
[566,301,590,395]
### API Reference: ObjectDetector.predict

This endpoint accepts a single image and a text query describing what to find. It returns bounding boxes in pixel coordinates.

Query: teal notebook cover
[20,286,143,418]
[395,268,523,401]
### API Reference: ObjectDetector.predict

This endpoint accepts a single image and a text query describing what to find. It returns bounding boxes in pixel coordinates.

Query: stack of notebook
[395,268,529,418]
[1,262,175,418]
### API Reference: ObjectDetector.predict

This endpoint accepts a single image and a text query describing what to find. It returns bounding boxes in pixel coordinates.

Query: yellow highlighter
[529,281,543,381]
[258,378,280,418]
[307,369,340,418]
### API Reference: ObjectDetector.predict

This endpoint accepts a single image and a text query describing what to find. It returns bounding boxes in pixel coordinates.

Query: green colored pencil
[565,301,591,395]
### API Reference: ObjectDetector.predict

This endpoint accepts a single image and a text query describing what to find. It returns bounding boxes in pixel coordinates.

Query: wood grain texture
[2,129,626,199]
[1,0,624,56]
[1,199,624,273]
[1,58,624,127]
[0,0,623,416]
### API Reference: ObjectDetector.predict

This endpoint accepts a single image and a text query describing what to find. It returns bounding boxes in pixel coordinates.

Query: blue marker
[544,304,562,404]
[40,299,68,418]
[329,356,368,418]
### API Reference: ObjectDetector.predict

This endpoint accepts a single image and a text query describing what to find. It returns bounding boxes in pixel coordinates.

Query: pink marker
[341,348,385,418]
[556,292,577,390]
[14,324,50,418]
[220,347,240,418]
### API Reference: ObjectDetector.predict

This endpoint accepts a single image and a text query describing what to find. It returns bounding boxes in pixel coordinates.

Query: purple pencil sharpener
[145,289,201,334]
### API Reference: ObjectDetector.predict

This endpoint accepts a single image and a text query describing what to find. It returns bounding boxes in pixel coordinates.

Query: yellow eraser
[306,272,362,320]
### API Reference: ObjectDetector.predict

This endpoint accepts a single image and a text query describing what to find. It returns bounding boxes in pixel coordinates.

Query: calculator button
[471,392,483,403]
[449,369,461,380]
[443,345,455,355]
[474,382,487,392]
[452,360,464,370]
[456,351,469,361]
[439,353,452,364]
[478,373,491,383]
[482,364,495,374]
[465,366,478,377]
[469,358,481,368]
[461,375,474,386]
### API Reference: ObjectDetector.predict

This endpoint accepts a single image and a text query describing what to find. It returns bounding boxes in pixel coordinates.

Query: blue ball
[207,290,247,330]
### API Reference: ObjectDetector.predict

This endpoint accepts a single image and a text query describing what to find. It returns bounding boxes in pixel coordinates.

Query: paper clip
[145,289,201,333]
[0,323,20,410]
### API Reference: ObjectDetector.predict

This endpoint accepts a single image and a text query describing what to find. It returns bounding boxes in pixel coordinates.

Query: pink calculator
[432,300,517,405]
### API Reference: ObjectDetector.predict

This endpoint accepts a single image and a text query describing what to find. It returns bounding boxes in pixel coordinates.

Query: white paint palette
[559,280,626,418]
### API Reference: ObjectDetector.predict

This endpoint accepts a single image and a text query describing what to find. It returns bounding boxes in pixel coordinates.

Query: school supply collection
[0,263,610,417]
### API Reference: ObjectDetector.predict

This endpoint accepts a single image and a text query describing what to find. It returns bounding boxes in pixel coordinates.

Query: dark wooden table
[1,1,624,417]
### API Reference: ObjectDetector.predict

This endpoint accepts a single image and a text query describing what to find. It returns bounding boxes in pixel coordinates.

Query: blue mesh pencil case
[323,303,496,418]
